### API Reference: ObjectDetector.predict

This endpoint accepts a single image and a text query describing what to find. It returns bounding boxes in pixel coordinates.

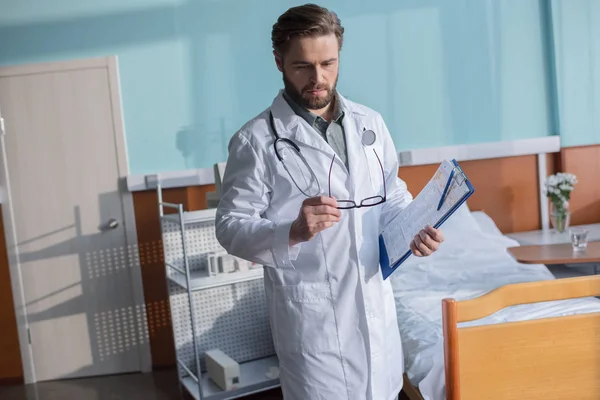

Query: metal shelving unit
[156,184,280,400]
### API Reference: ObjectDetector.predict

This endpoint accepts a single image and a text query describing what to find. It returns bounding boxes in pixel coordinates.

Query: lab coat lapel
[339,98,370,200]
[270,90,372,199]
[269,91,338,162]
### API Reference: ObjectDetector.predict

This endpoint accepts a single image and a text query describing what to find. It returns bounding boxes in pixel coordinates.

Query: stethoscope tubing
[268,109,378,198]
[269,111,299,161]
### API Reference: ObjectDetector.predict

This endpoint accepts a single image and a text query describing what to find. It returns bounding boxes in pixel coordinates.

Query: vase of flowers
[544,172,577,233]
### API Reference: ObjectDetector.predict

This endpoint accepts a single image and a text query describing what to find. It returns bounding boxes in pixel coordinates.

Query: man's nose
[309,65,326,84]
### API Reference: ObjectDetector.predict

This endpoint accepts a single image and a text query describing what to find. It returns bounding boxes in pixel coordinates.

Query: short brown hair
[271,4,344,56]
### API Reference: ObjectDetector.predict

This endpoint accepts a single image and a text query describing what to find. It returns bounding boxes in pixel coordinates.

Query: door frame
[0,55,151,383]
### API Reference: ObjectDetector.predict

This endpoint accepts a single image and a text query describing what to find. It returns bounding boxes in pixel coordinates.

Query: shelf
[167,267,264,291]
[162,208,217,225]
[181,355,280,400]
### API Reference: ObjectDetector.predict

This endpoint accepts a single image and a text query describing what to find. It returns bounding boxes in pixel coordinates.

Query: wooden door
[0,57,149,382]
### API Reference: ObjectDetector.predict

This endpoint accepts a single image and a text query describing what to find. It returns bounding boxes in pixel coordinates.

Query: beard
[283,70,338,110]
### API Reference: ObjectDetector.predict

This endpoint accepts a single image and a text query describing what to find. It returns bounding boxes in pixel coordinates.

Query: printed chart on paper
[381,160,471,265]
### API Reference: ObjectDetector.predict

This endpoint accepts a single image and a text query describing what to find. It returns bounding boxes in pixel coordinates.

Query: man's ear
[273,51,284,73]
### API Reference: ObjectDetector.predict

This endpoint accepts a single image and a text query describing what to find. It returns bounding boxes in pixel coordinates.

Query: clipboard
[379,159,475,280]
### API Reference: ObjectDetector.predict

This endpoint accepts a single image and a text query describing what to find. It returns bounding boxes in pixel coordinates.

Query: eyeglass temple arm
[373,149,386,198]
[328,154,335,198]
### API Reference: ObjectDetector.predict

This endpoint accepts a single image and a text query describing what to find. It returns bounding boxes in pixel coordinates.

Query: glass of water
[570,227,589,251]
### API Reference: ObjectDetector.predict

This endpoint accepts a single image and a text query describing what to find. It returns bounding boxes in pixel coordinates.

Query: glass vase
[550,201,570,233]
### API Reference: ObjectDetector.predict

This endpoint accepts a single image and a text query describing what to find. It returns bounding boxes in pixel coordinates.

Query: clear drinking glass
[569,227,589,251]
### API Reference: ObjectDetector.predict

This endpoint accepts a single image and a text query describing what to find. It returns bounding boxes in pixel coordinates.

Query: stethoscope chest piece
[361,129,376,146]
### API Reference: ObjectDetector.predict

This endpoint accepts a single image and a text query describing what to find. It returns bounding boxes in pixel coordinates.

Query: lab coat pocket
[273,282,337,355]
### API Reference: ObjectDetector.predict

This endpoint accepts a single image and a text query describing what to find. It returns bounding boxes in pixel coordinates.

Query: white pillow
[438,202,482,235]
[471,211,504,237]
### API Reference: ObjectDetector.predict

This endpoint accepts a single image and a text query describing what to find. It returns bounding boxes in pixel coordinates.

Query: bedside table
[506,223,600,275]
[507,242,600,264]
[506,224,600,246]
[506,223,600,246]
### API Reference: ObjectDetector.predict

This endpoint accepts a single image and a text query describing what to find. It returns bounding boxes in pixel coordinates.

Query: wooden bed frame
[401,275,600,400]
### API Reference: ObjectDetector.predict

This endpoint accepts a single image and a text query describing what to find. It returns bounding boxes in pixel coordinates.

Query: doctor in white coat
[215,4,444,400]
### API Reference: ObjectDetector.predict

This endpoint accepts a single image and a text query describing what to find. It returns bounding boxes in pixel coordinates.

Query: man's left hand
[410,225,444,257]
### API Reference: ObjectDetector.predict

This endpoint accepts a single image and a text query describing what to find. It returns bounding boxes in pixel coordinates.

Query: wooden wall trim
[0,377,24,386]
[126,136,561,192]
[559,145,600,226]
[0,206,24,384]
[398,135,560,167]
[399,155,547,233]
[132,184,215,368]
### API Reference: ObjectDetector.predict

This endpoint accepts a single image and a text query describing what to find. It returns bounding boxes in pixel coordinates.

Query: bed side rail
[442,275,600,400]
[457,275,600,323]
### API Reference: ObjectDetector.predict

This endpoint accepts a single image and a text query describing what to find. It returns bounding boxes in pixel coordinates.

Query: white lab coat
[215,90,413,400]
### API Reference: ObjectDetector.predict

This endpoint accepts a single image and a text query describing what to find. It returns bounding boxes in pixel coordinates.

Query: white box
[218,254,236,273]
[206,250,227,277]
[207,253,218,276]
[204,349,240,391]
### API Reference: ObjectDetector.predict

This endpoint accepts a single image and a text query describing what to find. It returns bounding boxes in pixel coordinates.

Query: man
[215,4,444,399]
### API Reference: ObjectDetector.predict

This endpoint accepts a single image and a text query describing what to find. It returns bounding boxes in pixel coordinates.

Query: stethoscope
[269,111,300,162]
[268,111,377,158]
[268,110,377,196]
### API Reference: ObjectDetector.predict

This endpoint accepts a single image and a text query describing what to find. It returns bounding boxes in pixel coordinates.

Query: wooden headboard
[395,138,560,234]
[399,155,555,233]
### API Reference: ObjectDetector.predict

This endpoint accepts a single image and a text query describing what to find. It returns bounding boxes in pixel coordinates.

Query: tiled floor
[0,369,284,400]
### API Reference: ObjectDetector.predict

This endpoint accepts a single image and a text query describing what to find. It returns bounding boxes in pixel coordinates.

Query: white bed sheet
[390,205,600,400]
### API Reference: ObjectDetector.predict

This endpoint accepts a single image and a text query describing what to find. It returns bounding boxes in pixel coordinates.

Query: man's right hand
[289,196,341,246]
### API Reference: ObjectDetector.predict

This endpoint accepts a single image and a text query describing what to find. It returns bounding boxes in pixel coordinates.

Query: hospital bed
[393,205,600,400]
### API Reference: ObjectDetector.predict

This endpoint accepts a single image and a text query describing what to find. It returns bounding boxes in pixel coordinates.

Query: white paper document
[381,159,473,267]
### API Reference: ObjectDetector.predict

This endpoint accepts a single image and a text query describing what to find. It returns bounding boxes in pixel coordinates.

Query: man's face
[275,34,339,112]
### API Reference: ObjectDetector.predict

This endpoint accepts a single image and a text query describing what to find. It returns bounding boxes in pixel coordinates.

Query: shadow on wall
[176,119,231,170]
[0,0,552,174]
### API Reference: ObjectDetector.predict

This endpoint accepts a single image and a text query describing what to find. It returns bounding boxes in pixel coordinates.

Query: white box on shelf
[205,349,241,392]
[207,253,218,276]
[218,254,237,274]
[206,250,227,277]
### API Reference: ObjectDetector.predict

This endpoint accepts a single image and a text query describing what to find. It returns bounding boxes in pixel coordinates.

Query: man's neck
[310,92,339,122]
[309,102,335,122]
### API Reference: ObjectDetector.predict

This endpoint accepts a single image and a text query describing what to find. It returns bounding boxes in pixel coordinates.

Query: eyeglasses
[328,149,386,209]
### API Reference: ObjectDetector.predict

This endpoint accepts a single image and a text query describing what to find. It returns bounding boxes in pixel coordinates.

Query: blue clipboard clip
[437,164,467,211]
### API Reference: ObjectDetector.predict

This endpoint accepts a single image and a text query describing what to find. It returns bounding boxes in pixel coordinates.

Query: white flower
[545,172,577,200]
